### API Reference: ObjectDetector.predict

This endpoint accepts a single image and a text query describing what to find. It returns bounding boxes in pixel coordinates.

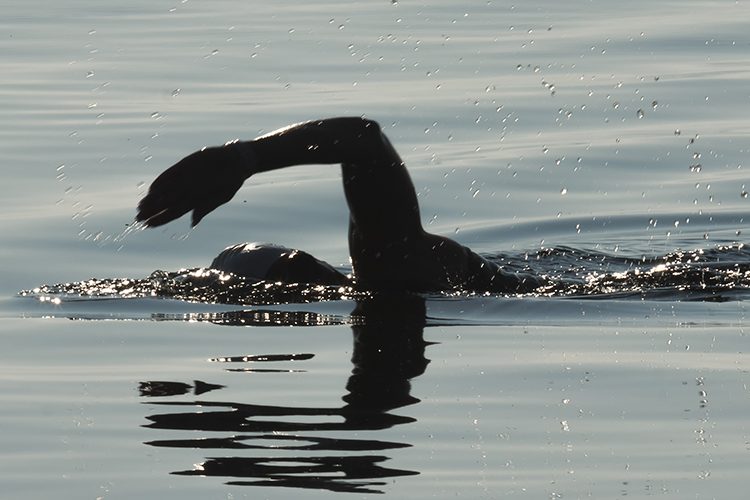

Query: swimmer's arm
[137,117,391,227]
[245,117,393,176]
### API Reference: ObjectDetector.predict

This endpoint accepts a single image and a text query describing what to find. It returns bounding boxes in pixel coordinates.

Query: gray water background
[2,1,750,498]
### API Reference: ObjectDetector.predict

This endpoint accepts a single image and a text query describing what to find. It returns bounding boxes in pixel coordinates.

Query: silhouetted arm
[136,117,407,228]
[249,118,395,173]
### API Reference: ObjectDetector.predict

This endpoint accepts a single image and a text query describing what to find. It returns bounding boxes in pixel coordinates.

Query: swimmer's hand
[136,145,252,227]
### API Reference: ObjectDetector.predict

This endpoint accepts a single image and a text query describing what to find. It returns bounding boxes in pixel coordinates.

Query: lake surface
[2,1,750,498]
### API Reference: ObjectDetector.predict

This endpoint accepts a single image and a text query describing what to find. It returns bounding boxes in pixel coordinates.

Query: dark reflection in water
[139,380,225,397]
[139,294,429,494]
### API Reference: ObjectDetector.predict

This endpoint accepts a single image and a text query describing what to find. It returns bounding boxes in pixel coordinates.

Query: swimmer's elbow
[339,116,383,138]
[359,117,381,131]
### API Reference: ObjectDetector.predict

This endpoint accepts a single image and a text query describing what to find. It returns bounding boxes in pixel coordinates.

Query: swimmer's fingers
[136,186,236,228]
[136,146,246,227]
[136,161,195,227]
[136,192,191,227]
[190,187,238,227]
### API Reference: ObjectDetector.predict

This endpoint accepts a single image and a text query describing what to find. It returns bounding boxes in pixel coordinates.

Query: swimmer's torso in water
[210,241,540,293]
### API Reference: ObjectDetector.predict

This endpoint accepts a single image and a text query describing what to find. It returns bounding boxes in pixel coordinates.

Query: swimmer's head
[210,242,348,285]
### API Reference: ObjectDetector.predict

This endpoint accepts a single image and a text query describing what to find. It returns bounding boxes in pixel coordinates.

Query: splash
[524,243,750,301]
[20,244,750,305]
[21,268,364,305]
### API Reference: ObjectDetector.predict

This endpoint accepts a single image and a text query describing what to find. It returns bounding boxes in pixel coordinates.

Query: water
[2,0,750,498]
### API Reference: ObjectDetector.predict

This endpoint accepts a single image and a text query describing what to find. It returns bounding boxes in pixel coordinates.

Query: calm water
[2,0,750,498]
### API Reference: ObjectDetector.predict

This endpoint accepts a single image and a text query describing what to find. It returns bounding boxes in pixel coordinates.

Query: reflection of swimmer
[140,295,428,493]
[137,117,541,293]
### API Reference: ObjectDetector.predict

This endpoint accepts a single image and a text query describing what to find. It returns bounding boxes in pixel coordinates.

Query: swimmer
[136,117,541,293]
